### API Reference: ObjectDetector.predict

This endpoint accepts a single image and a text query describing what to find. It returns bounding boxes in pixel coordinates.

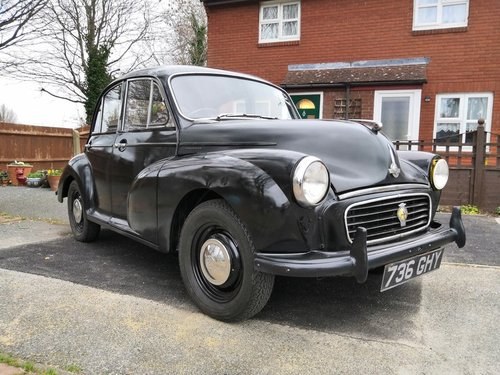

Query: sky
[0,76,85,128]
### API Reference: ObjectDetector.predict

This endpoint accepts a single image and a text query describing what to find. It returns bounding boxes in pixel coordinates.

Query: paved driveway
[0,187,499,374]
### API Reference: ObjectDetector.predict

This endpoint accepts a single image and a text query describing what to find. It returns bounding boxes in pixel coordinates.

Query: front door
[374,90,421,141]
[290,93,323,119]
[110,78,177,221]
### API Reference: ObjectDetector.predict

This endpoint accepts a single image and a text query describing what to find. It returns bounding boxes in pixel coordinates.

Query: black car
[57,66,466,321]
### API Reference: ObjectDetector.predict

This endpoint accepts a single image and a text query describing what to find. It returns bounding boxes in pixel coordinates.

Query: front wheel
[67,180,100,242]
[178,199,274,321]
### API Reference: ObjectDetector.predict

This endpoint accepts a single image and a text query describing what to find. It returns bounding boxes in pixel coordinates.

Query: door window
[94,83,123,133]
[374,90,422,141]
[124,79,171,131]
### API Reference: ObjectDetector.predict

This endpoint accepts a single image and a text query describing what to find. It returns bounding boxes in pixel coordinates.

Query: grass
[0,351,81,374]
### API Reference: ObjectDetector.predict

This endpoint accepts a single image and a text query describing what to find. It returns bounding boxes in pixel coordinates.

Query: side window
[124,80,151,130]
[150,83,170,126]
[124,79,171,131]
[96,84,123,133]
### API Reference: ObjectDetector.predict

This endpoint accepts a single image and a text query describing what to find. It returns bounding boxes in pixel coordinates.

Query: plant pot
[47,175,61,191]
[7,165,33,186]
[0,177,9,187]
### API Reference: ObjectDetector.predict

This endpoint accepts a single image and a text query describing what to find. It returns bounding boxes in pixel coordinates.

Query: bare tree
[0,0,46,50]
[150,0,207,66]
[0,0,47,69]
[0,104,17,123]
[12,0,158,123]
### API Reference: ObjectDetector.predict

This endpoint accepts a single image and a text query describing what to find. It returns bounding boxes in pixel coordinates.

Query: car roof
[118,65,265,82]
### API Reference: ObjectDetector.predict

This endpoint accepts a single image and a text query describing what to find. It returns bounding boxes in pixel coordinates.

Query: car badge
[397,203,408,227]
[388,145,401,178]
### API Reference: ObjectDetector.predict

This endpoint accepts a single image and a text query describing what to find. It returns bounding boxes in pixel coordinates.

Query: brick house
[201,0,499,144]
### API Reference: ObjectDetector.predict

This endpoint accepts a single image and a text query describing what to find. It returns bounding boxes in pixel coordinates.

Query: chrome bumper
[254,207,466,282]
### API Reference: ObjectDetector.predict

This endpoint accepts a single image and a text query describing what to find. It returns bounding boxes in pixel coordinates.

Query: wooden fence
[393,122,500,213]
[1,121,498,212]
[0,122,89,170]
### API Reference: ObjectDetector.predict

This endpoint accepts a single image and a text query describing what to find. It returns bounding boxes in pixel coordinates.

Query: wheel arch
[156,153,314,255]
[57,154,97,210]
[169,188,223,254]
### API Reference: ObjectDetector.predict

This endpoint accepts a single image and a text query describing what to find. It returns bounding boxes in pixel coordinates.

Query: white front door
[374,90,422,141]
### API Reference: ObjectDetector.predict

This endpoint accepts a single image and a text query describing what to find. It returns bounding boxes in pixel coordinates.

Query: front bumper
[254,207,466,283]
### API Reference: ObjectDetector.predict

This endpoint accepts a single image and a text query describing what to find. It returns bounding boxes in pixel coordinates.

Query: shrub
[461,205,480,215]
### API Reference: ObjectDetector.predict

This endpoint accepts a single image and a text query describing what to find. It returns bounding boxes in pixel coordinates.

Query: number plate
[381,248,444,292]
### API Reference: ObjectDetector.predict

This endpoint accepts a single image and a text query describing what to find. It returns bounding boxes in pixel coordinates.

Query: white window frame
[259,1,301,43]
[433,92,493,149]
[290,92,324,119]
[413,0,469,31]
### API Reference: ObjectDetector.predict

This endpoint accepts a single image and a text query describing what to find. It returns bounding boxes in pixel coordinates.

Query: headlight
[430,158,449,190]
[292,156,330,207]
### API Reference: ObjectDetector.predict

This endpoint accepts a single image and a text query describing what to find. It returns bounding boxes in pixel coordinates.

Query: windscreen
[170,74,297,120]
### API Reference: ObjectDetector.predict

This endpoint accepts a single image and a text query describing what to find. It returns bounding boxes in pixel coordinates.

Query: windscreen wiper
[216,113,278,120]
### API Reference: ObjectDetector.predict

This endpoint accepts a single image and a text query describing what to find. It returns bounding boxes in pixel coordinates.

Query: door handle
[114,139,127,152]
[84,140,93,151]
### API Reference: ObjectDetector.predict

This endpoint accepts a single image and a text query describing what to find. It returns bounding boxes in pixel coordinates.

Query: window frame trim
[412,0,470,31]
[122,77,173,132]
[259,0,301,44]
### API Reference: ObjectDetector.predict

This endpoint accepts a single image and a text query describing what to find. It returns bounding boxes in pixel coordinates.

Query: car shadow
[0,230,424,339]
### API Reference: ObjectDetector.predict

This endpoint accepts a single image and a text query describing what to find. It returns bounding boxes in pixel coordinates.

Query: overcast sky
[0,76,84,128]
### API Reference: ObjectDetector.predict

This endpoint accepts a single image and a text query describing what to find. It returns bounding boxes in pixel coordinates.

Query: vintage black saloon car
[57,66,465,321]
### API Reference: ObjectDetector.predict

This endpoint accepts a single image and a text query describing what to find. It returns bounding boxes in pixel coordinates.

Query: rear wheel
[67,180,100,242]
[178,199,274,321]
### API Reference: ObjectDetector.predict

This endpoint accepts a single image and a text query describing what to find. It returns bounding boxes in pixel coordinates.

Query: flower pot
[47,175,61,191]
[7,165,33,186]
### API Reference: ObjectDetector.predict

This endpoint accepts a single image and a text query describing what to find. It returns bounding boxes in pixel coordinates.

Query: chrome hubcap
[72,198,83,224]
[199,238,232,286]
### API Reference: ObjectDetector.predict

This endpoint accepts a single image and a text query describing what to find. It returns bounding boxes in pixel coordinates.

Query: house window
[259,1,300,43]
[435,93,493,144]
[413,0,469,31]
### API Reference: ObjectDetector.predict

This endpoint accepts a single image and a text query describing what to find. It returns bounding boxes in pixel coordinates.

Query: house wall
[205,0,500,139]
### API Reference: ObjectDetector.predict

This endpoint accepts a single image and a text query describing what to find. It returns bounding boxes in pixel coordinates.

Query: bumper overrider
[254,207,466,283]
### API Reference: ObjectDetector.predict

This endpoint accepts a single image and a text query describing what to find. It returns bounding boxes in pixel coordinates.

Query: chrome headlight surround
[430,157,449,190]
[292,156,330,207]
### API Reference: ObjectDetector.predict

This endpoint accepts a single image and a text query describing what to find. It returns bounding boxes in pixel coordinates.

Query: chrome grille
[345,194,431,245]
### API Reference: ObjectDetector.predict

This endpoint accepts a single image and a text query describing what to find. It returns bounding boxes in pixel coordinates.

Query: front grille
[345,194,431,245]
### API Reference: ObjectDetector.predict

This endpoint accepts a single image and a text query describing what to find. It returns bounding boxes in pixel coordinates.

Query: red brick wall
[205,0,500,139]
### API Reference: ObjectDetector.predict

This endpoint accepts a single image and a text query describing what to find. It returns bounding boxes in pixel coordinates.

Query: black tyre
[178,199,274,321]
[67,180,100,242]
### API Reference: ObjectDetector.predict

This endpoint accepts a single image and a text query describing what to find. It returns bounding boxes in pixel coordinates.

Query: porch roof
[282,58,429,88]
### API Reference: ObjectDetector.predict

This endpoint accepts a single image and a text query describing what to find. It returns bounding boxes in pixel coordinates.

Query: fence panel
[0,122,88,171]
[394,122,499,213]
